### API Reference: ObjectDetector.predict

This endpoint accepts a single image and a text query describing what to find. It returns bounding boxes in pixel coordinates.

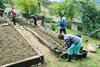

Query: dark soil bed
[0,26,37,66]
[31,26,64,45]
[29,27,66,52]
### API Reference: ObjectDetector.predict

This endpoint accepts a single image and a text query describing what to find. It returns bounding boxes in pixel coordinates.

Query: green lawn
[47,26,100,67]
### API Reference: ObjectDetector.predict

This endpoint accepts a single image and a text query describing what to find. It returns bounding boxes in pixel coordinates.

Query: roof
[52,17,60,22]
[73,16,83,23]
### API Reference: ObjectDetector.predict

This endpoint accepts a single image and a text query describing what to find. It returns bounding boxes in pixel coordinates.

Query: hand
[41,20,43,22]
[63,47,67,50]
[60,27,62,29]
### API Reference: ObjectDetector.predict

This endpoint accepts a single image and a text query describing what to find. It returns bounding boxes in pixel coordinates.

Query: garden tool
[83,28,100,42]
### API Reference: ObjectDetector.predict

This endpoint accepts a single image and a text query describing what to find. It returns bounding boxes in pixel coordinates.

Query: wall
[71,22,83,31]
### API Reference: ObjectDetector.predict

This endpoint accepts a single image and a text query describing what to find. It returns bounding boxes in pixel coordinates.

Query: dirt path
[19,27,73,67]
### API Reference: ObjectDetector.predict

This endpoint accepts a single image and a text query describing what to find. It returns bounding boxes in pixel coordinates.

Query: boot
[76,55,79,60]
[65,55,72,62]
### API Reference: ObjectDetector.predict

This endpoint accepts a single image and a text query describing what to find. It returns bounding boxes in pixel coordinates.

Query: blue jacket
[59,21,66,29]
[64,34,82,48]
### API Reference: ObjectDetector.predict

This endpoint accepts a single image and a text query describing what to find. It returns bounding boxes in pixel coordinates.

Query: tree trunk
[38,0,41,13]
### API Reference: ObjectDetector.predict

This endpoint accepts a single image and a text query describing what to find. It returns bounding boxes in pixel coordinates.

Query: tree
[0,0,6,9]
[4,0,15,7]
[16,0,39,14]
[74,0,100,35]
[49,0,77,20]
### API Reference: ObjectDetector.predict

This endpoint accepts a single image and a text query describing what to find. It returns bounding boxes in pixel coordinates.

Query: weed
[42,33,44,36]
[57,44,59,46]
[53,41,56,44]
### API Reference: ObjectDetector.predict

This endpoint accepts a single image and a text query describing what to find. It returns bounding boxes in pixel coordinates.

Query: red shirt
[11,9,15,16]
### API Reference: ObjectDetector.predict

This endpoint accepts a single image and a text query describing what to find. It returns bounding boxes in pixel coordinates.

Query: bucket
[53,47,62,54]
[82,50,88,58]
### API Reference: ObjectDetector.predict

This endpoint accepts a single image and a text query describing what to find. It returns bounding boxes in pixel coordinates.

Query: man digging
[30,15,37,25]
[58,34,82,62]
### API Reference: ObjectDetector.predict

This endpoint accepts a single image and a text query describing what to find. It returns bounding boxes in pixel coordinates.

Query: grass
[47,25,100,67]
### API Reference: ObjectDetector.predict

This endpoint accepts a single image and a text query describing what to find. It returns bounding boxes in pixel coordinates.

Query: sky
[49,0,64,2]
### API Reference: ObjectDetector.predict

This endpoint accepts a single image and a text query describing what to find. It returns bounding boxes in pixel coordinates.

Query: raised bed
[31,26,64,45]
[24,26,67,57]
[0,26,44,67]
[24,26,88,59]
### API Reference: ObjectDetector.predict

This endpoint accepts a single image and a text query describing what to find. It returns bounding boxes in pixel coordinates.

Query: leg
[34,19,37,25]
[63,28,67,34]
[74,42,82,55]
[13,16,16,25]
[42,21,45,27]
[74,42,82,60]
[60,29,63,34]
[65,44,75,62]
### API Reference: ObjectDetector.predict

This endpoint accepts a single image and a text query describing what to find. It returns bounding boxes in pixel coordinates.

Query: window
[78,26,83,31]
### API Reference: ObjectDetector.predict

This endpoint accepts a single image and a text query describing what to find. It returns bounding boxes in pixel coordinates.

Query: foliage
[49,0,77,20]
[4,0,15,7]
[74,0,100,36]
[0,0,6,9]
[16,0,39,14]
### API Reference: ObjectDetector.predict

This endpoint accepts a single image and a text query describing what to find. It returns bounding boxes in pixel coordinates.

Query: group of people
[11,7,82,62]
[58,17,82,62]
[11,7,45,27]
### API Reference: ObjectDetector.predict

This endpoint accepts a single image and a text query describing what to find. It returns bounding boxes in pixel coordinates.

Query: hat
[62,17,66,20]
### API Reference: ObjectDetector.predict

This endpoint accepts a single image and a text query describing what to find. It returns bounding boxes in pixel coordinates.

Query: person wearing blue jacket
[58,34,82,62]
[59,17,67,34]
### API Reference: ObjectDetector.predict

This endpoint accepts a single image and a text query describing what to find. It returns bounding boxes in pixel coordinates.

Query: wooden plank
[1,55,41,67]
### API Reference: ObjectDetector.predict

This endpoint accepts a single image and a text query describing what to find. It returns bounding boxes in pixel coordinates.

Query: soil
[0,26,37,66]
[19,28,67,67]
[30,26,64,45]
[29,27,66,52]
[0,19,8,24]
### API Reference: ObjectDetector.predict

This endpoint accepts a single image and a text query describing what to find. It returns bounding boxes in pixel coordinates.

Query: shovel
[83,28,100,42]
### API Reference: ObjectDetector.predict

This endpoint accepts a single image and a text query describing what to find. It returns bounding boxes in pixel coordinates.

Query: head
[74,33,81,38]
[58,34,64,40]
[39,13,42,17]
[62,17,66,22]
[30,15,31,17]
[12,7,14,9]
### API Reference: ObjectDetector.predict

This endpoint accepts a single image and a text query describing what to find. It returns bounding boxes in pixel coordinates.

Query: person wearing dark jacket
[59,17,67,34]
[58,34,82,62]
[39,14,45,27]
[30,15,37,25]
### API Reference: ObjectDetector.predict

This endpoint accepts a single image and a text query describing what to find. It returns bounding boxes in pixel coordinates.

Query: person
[11,7,16,25]
[30,15,37,25]
[58,34,82,62]
[39,14,45,27]
[59,17,67,34]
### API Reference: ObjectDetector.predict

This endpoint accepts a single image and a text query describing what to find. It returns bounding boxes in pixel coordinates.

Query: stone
[87,44,96,53]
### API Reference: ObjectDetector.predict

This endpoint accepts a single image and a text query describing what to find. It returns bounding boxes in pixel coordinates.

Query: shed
[71,16,83,32]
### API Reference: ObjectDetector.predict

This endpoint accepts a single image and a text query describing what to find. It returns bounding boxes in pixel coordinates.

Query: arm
[59,21,62,29]
[64,36,72,49]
